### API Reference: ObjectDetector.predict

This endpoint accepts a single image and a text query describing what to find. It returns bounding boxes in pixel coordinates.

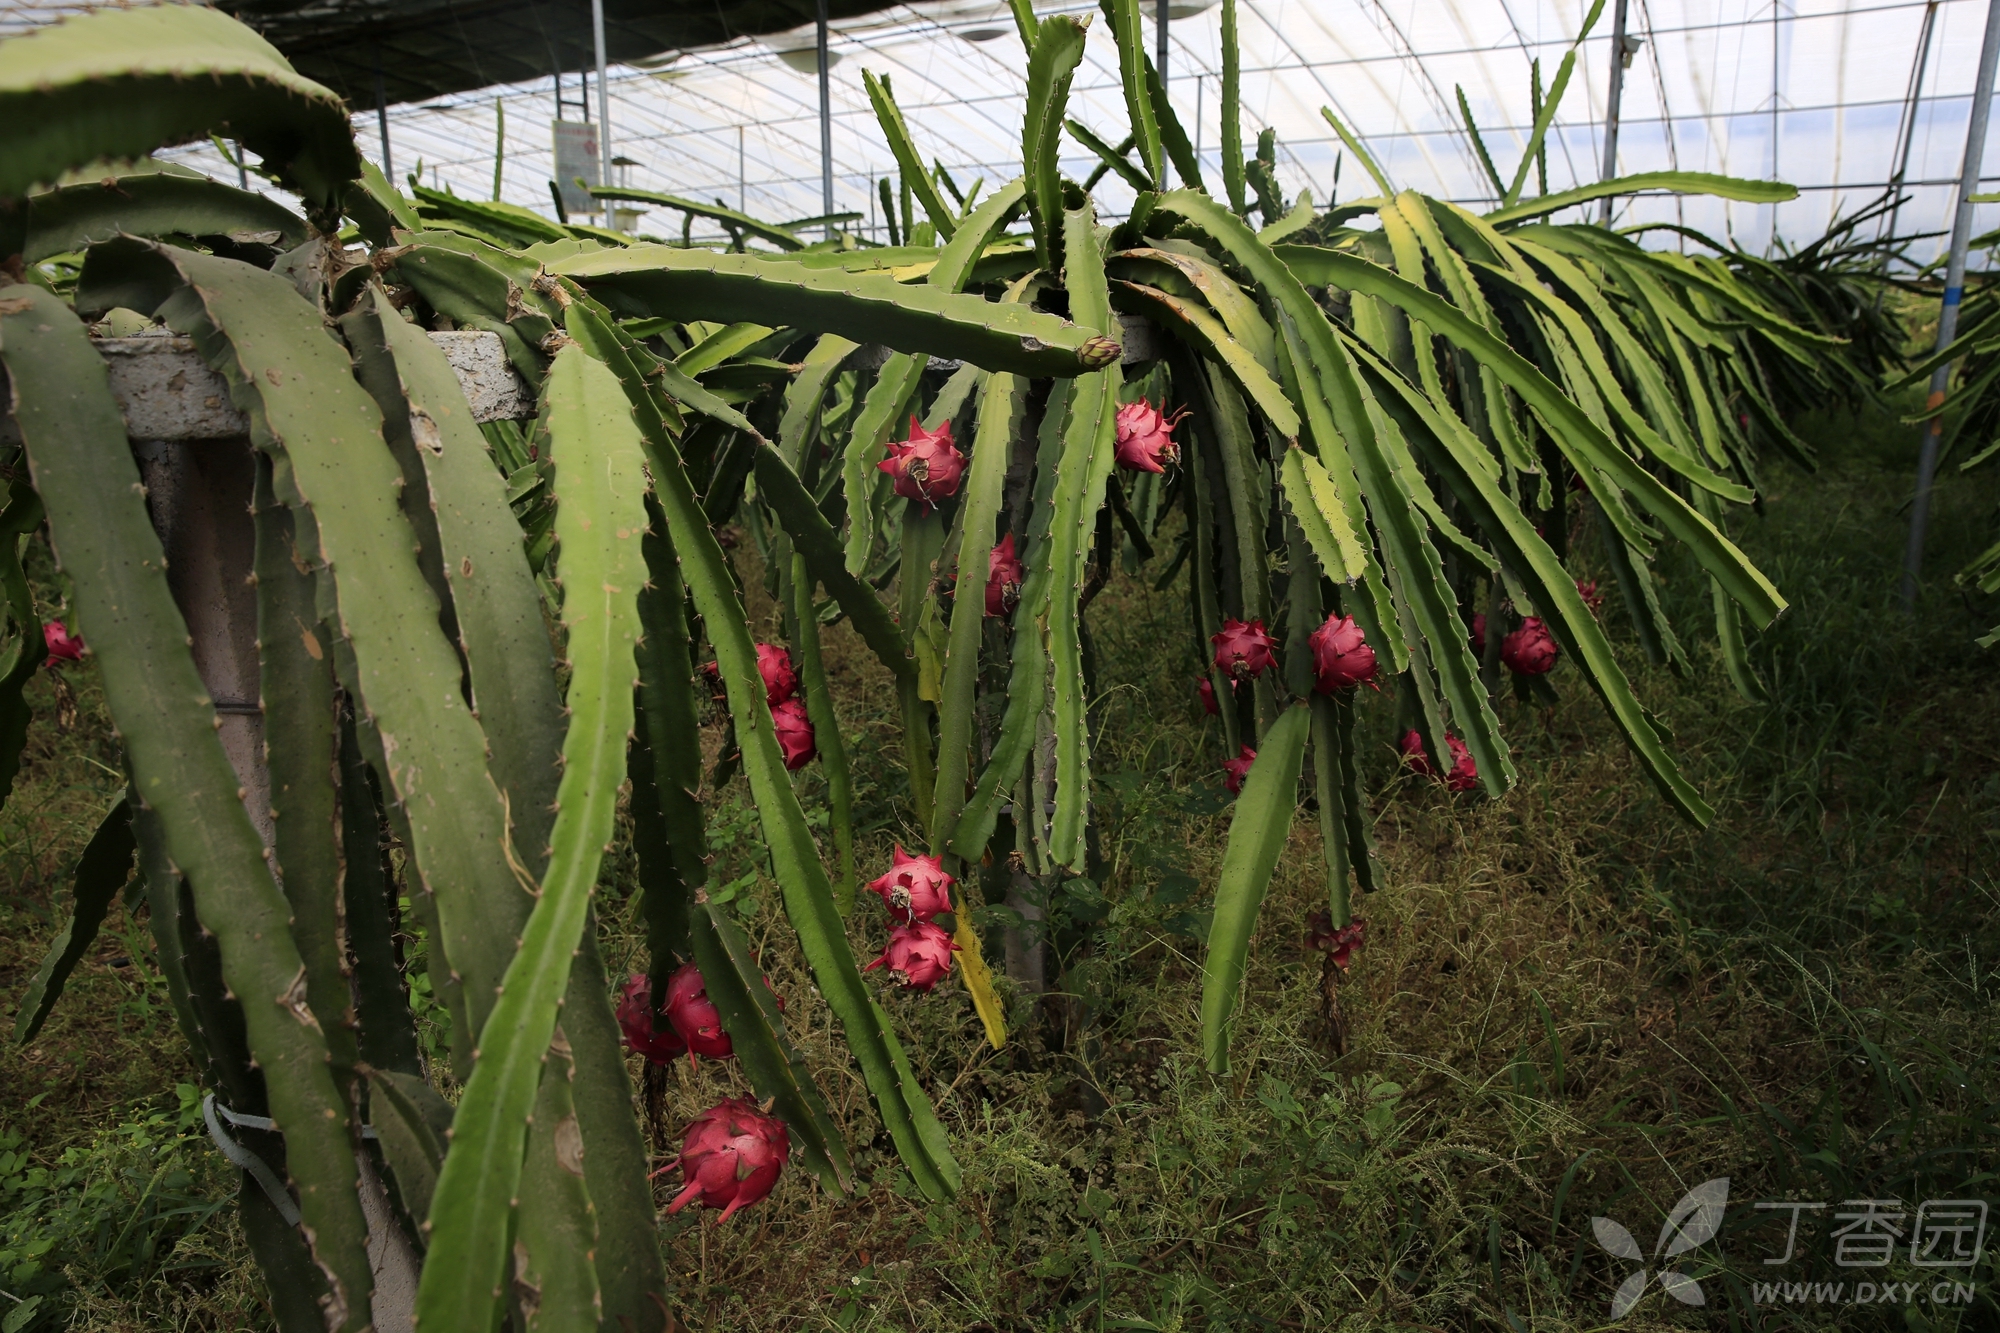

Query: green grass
[2,402,1997,1331]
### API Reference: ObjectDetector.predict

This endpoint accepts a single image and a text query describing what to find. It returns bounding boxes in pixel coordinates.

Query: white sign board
[552,120,599,216]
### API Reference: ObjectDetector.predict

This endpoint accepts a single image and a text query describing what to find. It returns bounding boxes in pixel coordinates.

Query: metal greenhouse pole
[818,0,835,236]
[591,0,612,204]
[1902,0,2000,610]
[1597,0,1631,225]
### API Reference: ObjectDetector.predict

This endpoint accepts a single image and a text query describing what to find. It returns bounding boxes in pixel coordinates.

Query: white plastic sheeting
[10,0,2000,256]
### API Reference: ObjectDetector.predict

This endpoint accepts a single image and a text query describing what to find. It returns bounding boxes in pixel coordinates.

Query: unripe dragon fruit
[1211,618,1278,681]
[1222,744,1257,795]
[663,961,733,1060]
[866,846,955,922]
[1304,912,1367,970]
[1198,677,1220,716]
[1112,400,1186,473]
[1307,613,1376,692]
[43,621,83,669]
[1500,616,1557,676]
[985,532,1026,617]
[664,1098,789,1221]
[771,697,816,770]
[863,919,958,991]
[615,973,687,1065]
[878,416,966,512]
[755,642,797,705]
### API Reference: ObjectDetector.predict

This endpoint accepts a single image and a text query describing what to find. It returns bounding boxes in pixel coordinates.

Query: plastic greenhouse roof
[10,0,2000,258]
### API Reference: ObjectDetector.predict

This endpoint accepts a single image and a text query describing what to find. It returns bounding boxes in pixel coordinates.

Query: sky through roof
[11,0,2000,258]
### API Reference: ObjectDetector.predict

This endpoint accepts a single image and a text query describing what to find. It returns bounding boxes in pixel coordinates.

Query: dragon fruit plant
[0,0,1822,1326]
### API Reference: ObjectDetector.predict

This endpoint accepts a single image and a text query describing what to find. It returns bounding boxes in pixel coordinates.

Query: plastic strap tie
[202,1093,302,1226]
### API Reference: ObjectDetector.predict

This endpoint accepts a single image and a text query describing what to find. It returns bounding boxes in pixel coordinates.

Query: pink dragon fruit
[771,697,816,771]
[866,846,955,922]
[1575,579,1605,614]
[863,919,958,992]
[1469,613,1488,657]
[663,961,733,1060]
[615,973,688,1065]
[878,417,967,512]
[1198,677,1220,716]
[663,1098,789,1221]
[1304,912,1367,970]
[756,642,797,706]
[1500,617,1558,676]
[1222,744,1257,795]
[1211,618,1278,682]
[1307,613,1376,692]
[1401,729,1477,791]
[985,532,1026,617]
[43,621,83,669]
[1112,400,1186,473]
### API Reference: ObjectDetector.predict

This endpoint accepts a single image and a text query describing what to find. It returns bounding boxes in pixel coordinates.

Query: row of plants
[0,0,1882,1328]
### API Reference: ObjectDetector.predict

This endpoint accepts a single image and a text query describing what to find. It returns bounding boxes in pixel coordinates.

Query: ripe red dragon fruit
[878,416,966,512]
[43,621,83,669]
[1211,618,1278,681]
[1112,400,1186,474]
[1307,613,1376,692]
[1222,744,1257,795]
[663,1098,789,1221]
[771,697,815,770]
[663,961,734,1060]
[756,642,797,705]
[985,532,1026,617]
[1401,729,1477,790]
[1198,677,1220,716]
[1304,912,1367,970]
[866,846,955,922]
[1500,617,1558,676]
[1468,613,1488,656]
[699,659,726,704]
[1575,579,1605,614]
[615,973,687,1065]
[863,919,958,991]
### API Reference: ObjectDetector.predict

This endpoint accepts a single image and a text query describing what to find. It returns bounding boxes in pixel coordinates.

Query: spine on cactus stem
[252,460,355,1081]
[0,284,376,1332]
[790,552,857,914]
[635,491,708,964]
[946,376,1068,863]
[1044,199,1119,869]
[563,298,963,1202]
[687,900,853,1192]
[416,344,651,1333]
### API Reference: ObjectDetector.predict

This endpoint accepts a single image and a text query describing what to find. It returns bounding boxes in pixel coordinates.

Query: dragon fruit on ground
[663,1098,789,1221]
